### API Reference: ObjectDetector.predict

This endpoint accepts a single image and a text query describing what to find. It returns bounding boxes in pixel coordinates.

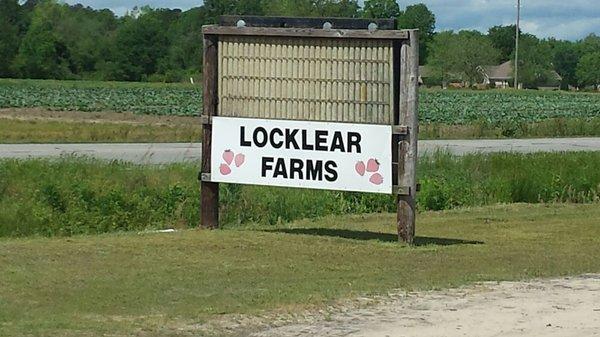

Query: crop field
[1,79,600,126]
[420,89,600,125]
[0,79,201,116]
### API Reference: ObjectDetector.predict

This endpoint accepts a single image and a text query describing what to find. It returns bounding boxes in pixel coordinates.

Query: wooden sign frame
[201,16,419,244]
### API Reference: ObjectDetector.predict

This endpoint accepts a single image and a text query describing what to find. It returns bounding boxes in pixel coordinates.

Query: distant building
[537,71,563,90]
[478,61,562,90]
[420,61,563,90]
[478,61,513,89]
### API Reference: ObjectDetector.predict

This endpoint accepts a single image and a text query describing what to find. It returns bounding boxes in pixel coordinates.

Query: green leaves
[420,89,600,126]
[0,80,202,116]
[576,52,600,87]
[1,79,599,124]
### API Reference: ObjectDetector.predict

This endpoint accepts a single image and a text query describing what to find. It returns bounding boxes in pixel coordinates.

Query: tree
[426,30,455,86]
[455,31,499,84]
[13,1,71,79]
[488,25,518,61]
[262,0,313,16]
[576,52,600,88]
[548,39,579,88]
[397,3,435,64]
[427,30,499,86]
[52,4,118,78]
[578,33,600,56]
[512,34,553,88]
[166,7,208,75]
[203,0,265,22]
[111,11,169,81]
[362,0,399,18]
[316,0,360,18]
[0,0,22,77]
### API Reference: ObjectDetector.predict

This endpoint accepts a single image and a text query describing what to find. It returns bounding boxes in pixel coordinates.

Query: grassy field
[0,118,201,143]
[420,116,600,139]
[1,152,599,237]
[1,203,599,336]
[3,113,600,143]
[1,78,600,141]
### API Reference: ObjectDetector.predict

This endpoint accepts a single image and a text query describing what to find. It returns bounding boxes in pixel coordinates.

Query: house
[478,61,563,90]
[538,70,563,90]
[421,61,563,90]
[478,61,513,89]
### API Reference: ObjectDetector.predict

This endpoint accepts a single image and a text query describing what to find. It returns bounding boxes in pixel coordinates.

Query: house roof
[483,61,513,80]
[549,70,563,81]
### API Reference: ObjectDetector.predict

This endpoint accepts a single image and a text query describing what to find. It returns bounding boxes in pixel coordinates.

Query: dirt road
[250,275,600,337]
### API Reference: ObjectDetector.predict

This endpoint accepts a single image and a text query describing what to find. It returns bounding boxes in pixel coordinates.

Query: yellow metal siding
[218,36,394,124]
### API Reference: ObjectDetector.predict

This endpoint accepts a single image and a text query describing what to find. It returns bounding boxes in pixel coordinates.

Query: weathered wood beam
[219,15,397,30]
[200,34,219,229]
[202,25,409,40]
[397,30,419,244]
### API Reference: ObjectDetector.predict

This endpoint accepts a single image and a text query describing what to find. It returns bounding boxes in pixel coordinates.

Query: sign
[201,17,419,243]
[211,116,392,194]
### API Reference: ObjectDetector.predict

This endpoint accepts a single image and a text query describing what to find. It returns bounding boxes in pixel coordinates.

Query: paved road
[1,138,600,164]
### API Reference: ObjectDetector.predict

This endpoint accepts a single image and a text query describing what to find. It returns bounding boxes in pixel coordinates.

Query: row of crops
[421,90,600,125]
[1,79,599,125]
[0,79,201,116]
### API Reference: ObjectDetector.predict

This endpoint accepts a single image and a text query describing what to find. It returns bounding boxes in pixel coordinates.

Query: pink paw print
[355,158,383,185]
[220,150,245,175]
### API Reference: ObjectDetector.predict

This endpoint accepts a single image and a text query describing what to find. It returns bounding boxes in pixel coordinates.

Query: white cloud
[63,0,600,40]
[420,0,600,40]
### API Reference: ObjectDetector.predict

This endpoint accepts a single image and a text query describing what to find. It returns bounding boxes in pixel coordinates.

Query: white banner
[211,117,392,194]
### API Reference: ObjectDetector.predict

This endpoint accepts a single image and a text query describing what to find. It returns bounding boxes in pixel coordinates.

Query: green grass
[0,119,201,143]
[1,203,599,336]
[420,117,600,139]
[1,152,599,237]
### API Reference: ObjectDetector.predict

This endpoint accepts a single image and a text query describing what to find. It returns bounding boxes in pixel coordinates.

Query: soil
[0,108,199,127]
[198,275,600,337]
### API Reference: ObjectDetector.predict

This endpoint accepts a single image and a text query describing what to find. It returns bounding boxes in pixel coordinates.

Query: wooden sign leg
[397,194,416,243]
[201,124,219,229]
[200,34,219,229]
[397,140,416,244]
[397,30,419,244]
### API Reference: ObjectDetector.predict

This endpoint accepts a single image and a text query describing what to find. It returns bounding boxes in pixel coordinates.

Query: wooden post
[397,30,419,244]
[200,34,219,229]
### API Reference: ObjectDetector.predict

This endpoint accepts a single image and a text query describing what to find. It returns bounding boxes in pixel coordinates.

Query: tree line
[428,26,600,89]
[0,0,598,89]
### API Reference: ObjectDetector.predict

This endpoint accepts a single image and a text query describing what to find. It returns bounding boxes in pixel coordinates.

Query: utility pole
[514,0,521,89]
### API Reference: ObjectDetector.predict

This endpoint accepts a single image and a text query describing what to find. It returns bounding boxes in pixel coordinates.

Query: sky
[63,0,600,40]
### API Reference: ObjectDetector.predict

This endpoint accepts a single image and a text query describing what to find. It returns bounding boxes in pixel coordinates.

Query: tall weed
[1,152,599,237]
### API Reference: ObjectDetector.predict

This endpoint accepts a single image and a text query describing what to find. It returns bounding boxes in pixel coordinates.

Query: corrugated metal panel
[218,35,394,124]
